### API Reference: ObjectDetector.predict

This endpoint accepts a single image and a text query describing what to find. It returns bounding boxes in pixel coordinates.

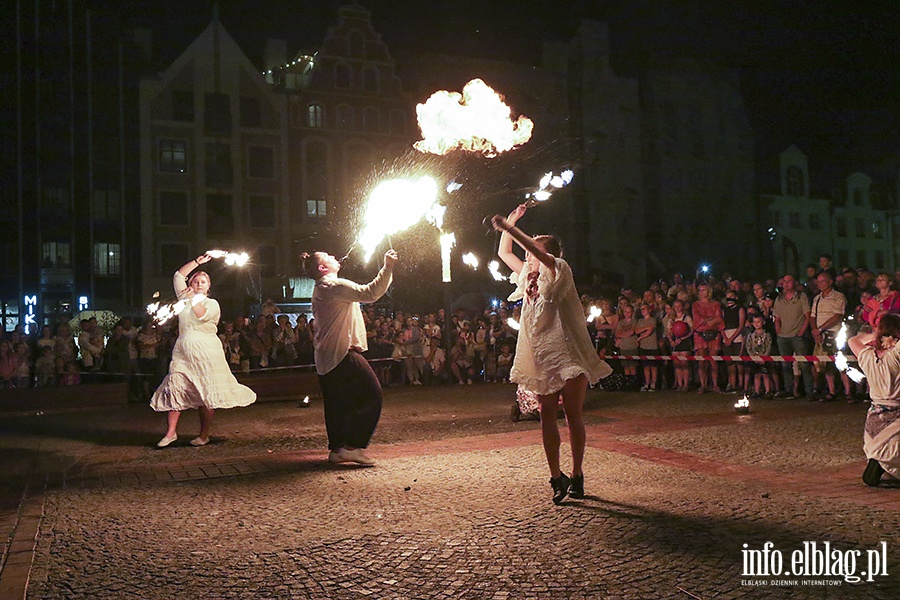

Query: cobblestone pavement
[2,384,899,599]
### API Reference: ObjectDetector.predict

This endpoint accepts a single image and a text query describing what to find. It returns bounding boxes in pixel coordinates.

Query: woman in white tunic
[152,254,256,447]
[848,313,900,486]
[493,206,612,504]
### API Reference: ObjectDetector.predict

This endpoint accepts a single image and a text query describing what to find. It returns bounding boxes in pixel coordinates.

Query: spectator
[636,303,660,391]
[773,273,814,399]
[450,335,475,385]
[138,321,164,397]
[78,319,103,371]
[34,345,56,386]
[810,271,849,401]
[721,291,746,393]
[861,272,900,329]
[693,283,723,394]
[54,322,77,365]
[294,315,314,366]
[745,314,774,398]
[0,340,18,388]
[423,336,447,385]
[496,343,514,383]
[666,299,693,391]
[59,361,81,386]
[614,303,639,389]
[272,314,298,367]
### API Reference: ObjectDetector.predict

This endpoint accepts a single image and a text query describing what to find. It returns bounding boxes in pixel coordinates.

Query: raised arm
[496,205,527,275]
[491,214,556,273]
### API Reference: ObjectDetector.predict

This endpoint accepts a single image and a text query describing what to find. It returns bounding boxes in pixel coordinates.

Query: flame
[734,395,750,409]
[586,306,603,323]
[488,260,509,282]
[462,252,479,269]
[523,169,575,207]
[146,298,189,325]
[414,79,533,156]
[207,250,250,266]
[440,233,456,283]
[835,322,848,350]
[507,317,520,331]
[357,176,440,262]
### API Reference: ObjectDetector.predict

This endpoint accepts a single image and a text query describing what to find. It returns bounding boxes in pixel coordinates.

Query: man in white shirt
[305,249,398,466]
[810,271,849,401]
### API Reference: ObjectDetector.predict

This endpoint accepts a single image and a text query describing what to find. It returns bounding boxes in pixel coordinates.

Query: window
[307,104,324,128]
[362,107,380,132]
[258,245,277,278]
[389,110,405,134]
[335,63,352,89]
[855,218,866,238]
[769,210,780,227]
[875,250,885,269]
[857,250,867,268]
[172,90,194,121]
[240,96,261,128]
[835,217,847,237]
[336,104,354,130]
[786,165,804,196]
[93,242,121,276]
[788,212,801,228]
[248,195,276,228]
[159,139,187,173]
[205,143,232,186]
[204,93,231,133]
[206,194,233,236]
[808,213,821,230]
[160,243,189,276]
[159,191,189,225]
[853,189,863,206]
[92,189,120,221]
[42,187,70,216]
[307,199,327,219]
[42,242,71,267]
[873,221,883,239]
[248,146,274,179]
[362,66,379,93]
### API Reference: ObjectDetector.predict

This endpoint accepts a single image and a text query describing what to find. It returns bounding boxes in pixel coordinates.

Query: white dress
[509,258,611,395]
[151,274,257,412]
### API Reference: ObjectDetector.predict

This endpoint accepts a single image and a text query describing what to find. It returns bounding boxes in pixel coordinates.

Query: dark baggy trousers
[318,349,383,451]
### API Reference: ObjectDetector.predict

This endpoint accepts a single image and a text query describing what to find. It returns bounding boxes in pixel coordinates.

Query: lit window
[159,139,187,173]
[93,243,121,276]
[307,199,327,218]
[308,104,324,128]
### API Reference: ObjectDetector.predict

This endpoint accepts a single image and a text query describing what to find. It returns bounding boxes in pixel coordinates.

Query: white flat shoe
[189,436,209,447]
[157,434,177,448]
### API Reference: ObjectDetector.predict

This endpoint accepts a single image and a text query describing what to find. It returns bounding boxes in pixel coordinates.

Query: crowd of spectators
[3,254,898,405]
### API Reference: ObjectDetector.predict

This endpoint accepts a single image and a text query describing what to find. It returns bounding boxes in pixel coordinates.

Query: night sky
[117,0,898,187]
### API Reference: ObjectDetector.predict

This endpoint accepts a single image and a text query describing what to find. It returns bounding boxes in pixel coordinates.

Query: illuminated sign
[78,296,89,311]
[24,294,37,335]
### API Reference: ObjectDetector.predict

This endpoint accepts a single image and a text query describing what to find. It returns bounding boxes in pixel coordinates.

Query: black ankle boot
[550,473,571,505]
[568,474,584,499]
[863,459,884,487]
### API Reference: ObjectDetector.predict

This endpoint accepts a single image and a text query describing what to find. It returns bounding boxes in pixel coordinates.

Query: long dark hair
[533,235,562,258]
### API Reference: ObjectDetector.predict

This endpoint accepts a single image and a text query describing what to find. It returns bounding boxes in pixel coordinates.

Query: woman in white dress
[493,206,612,504]
[848,313,900,486]
[152,254,257,447]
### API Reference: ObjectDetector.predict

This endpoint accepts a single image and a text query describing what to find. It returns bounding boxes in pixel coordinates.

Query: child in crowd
[60,361,81,386]
[666,300,693,392]
[34,345,57,387]
[636,303,660,391]
[744,314,773,398]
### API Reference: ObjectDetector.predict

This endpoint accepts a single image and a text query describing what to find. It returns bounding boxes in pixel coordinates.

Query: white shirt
[312,266,393,375]
[811,288,846,333]
[856,344,900,406]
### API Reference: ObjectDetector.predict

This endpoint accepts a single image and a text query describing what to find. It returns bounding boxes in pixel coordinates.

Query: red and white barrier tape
[603,354,854,363]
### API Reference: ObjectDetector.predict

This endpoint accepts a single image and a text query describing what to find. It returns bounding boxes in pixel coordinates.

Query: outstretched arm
[491,215,556,273]
[497,205,527,275]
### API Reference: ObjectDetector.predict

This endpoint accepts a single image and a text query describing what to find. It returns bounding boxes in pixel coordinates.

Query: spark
[446,181,463,193]
[357,176,440,262]
[414,78,533,157]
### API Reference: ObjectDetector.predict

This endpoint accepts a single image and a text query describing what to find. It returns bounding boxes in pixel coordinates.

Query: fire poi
[146,250,251,324]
